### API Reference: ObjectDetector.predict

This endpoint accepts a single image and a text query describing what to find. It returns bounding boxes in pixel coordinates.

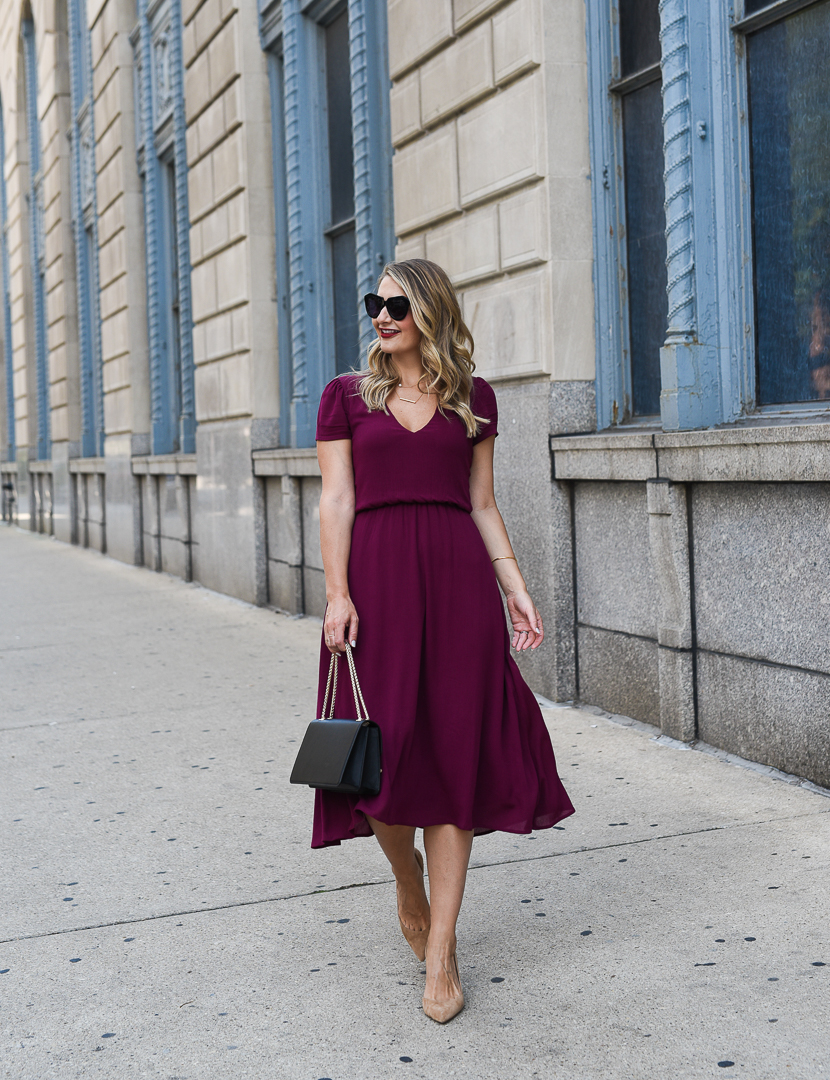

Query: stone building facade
[1,0,829,787]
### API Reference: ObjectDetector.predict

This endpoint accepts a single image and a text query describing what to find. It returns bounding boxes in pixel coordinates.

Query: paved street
[1,526,829,1080]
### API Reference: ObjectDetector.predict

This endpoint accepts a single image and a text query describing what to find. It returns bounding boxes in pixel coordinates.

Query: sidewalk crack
[2,808,826,946]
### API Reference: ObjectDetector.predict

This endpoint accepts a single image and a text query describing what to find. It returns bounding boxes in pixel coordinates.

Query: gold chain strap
[319,644,369,722]
[344,643,369,721]
[320,650,339,719]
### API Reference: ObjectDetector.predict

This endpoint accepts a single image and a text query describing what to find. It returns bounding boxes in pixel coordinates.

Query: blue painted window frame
[585,0,756,431]
[22,17,50,460]
[132,0,195,456]
[68,0,105,458]
[730,0,830,417]
[1,98,15,462]
[259,0,394,448]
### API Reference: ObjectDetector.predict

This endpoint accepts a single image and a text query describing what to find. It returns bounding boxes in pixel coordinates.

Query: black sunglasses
[364,293,411,321]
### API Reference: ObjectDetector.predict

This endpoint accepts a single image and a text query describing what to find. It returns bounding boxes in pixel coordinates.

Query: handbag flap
[289,719,366,788]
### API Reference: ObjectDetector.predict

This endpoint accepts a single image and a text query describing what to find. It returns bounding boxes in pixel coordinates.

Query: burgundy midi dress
[311,373,575,848]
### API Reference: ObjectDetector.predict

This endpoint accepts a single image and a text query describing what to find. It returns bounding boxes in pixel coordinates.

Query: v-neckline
[386,399,440,435]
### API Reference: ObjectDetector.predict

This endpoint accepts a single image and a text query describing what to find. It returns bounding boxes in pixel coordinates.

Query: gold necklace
[396,378,429,404]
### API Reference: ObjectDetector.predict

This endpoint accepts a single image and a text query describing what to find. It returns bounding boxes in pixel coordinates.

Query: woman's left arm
[469,436,543,651]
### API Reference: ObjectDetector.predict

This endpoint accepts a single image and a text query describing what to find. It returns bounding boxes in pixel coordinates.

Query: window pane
[623,81,668,415]
[744,0,773,14]
[619,0,661,76]
[748,1,830,404]
[325,9,355,227]
[331,225,359,374]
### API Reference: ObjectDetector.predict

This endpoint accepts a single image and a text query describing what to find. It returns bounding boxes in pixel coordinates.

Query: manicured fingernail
[350,640,356,647]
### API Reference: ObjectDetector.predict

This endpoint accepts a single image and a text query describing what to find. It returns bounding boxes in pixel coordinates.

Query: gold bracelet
[492,556,518,563]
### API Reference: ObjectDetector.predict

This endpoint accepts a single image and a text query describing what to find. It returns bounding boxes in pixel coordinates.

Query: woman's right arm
[317,439,359,654]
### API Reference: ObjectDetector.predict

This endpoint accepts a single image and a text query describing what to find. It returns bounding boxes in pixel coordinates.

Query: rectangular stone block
[457,73,544,206]
[301,476,323,573]
[141,474,159,569]
[493,0,542,84]
[692,483,830,675]
[425,205,499,285]
[393,123,460,234]
[546,62,590,178]
[190,260,217,324]
[578,624,660,726]
[214,238,248,309]
[388,0,454,78]
[188,153,215,223]
[208,18,238,102]
[192,419,256,602]
[390,71,421,147]
[420,21,493,128]
[104,452,140,566]
[463,268,551,380]
[194,352,251,421]
[185,50,212,123]
[265,474,302,567]
[658,646,695,742]
[303,565,327,620]
[655,425,830,483]
[547,176,593,261]
[574,480,658,638]
[697,650,830,788]
[453,0,503,31]
[192,0,224,56]
[499,183,547,270]
[546,0,589,64]
[268,558,303,615]
[647,480,692,650]
[395,234,426,261]
[549,380,597,437]
[549,259,596,381]
[211,127,245,205]
[160,532,189,580]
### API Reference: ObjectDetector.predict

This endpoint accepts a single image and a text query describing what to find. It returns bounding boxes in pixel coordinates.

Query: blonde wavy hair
[357,259,488,439]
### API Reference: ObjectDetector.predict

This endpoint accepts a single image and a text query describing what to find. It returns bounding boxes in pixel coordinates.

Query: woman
[315,259,574,1023]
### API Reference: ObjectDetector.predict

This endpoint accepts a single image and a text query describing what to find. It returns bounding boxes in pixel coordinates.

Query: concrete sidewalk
[1,526,829,1080]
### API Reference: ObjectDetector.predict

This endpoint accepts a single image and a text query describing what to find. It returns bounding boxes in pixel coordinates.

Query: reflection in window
[324,9,359,376]
[614,0,667,416]
[748,1,830,403]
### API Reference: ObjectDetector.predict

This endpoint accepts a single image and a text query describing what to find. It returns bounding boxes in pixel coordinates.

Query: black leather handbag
[289,644,382,796]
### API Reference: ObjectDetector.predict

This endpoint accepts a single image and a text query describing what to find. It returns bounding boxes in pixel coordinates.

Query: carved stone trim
[659,0,696,341]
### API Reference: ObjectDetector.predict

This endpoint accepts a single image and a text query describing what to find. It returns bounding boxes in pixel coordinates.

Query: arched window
[67,0,104,457]
[21,15,49,460]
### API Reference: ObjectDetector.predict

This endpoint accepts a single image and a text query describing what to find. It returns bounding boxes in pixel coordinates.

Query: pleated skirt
[311,503,575,848]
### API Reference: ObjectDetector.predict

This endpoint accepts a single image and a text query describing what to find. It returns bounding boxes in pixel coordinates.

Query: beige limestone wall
[389,0,595,385]
[89,0,149,447]
[183,0,278,431]
[40,0,79,450]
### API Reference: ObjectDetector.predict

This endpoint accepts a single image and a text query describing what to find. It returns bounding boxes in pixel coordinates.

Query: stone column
[647,478,696,741]
[658,0,719,431]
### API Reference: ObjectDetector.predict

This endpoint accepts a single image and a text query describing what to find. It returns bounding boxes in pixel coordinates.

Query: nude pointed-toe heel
[422,952,465,1024]
[398,849,430,961]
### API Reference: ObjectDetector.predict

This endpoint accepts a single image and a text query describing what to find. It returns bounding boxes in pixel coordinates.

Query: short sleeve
[471,377,499,444]
[316,378,353,441]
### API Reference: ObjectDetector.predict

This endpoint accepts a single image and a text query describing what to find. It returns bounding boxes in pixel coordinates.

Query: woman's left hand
[506,590,544,651]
